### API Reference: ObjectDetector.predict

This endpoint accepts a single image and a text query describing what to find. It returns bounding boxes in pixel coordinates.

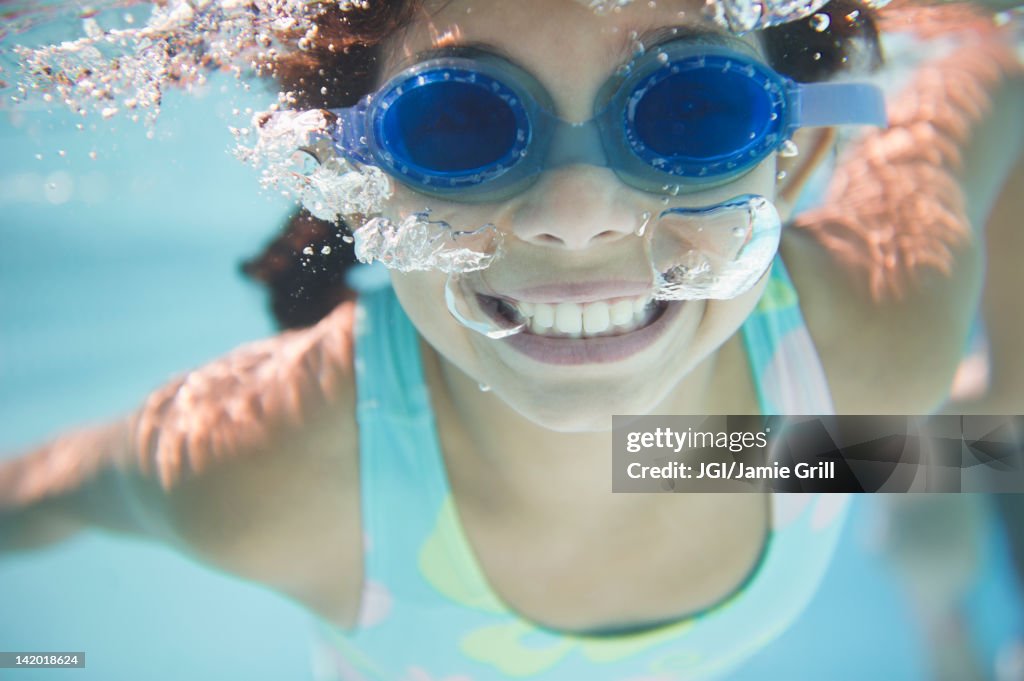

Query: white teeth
[513,294,658,338]
[532,304,554,332]
[555,303,583,335]
[610,299,634,326]
[583,302,610,334]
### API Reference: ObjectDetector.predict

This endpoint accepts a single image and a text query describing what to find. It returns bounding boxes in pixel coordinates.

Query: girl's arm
[787,19,1024,413]
[974,152,1024,413]
[0,418,179,552]
[0,301,359,564]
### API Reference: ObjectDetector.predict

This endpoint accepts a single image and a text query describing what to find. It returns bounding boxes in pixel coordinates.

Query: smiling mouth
[479,293,671,339]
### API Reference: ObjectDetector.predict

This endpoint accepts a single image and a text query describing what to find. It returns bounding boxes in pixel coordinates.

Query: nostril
[527,229,629,248]
[534,233,565,245]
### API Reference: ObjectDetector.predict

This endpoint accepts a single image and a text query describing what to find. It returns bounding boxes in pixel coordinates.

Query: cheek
[389,270,486,380]
[389,270,449,342]
[724,155,778,202]
[692,272,770,358]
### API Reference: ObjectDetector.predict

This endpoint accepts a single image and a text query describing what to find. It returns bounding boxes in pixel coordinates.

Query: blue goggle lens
[381,81,518,173]
[633,68,774,161]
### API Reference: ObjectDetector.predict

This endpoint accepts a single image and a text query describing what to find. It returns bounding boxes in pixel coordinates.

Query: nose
[507,167,641,250]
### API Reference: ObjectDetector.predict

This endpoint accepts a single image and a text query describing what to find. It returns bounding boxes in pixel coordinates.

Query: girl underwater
[2,0,1024,679]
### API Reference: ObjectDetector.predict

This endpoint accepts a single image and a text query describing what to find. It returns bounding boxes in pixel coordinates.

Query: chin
[503,382,672,433]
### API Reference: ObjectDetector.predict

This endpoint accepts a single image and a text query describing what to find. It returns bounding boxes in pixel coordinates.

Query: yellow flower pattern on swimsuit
[753,266,798,313]
[419,496,697,676]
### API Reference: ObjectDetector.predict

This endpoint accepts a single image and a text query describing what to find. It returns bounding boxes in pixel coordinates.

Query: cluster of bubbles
[6,0,486,273]
[704,0,893,32]
[574,0,890,32]
[353,212,503,274]
[231,110,503,274]
[8,0,331,126]
[231,108,394,221]
[577,0,640,14]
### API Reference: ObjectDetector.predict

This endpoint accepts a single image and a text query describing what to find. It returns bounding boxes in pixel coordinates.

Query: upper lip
[482,280,654,304]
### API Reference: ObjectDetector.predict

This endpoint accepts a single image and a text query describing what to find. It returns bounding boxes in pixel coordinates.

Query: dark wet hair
[244,0,883,330]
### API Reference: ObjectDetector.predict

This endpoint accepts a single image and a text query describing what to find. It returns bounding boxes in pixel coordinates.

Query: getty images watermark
[611,415,1024,493]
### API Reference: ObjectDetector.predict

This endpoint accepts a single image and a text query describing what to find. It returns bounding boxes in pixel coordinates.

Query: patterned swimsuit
[310,257,850,681]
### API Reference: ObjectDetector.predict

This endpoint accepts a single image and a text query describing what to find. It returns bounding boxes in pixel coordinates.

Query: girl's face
[381,0,782,431]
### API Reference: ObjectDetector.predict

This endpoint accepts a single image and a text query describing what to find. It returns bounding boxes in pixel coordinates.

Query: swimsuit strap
[348,265,451,616]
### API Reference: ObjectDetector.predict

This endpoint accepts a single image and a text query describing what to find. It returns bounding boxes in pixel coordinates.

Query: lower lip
[481,297,686,366]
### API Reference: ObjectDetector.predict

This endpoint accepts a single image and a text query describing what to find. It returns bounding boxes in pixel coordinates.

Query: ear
[774,127,837,221]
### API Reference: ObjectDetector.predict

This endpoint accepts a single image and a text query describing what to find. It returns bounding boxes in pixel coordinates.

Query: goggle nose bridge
[540,116,610,170]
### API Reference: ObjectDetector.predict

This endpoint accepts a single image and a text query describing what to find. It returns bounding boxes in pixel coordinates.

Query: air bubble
[445,272,525,339]
[650,195,782,301]
[779,140,799,158]
[82,17,102,39]
[321,245,332,255]
[809,13,830,31]
[706,0,833,31]
[478,383,492,392]
[629,30,646,57]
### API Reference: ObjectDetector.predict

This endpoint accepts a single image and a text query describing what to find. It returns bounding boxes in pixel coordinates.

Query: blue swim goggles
[329,40,886,202]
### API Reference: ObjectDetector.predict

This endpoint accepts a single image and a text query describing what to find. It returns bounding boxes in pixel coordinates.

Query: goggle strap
[790,82,888,130]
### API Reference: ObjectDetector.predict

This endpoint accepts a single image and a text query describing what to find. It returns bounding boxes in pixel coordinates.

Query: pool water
[1,2,1023,680]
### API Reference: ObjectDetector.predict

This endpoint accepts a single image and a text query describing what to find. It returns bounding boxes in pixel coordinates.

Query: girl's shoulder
[150,300,364,625]
[138,299,361,482]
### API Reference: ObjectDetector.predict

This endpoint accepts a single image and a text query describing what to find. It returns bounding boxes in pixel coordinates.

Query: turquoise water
[1,6,1023,681]
[0,66,324,678]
